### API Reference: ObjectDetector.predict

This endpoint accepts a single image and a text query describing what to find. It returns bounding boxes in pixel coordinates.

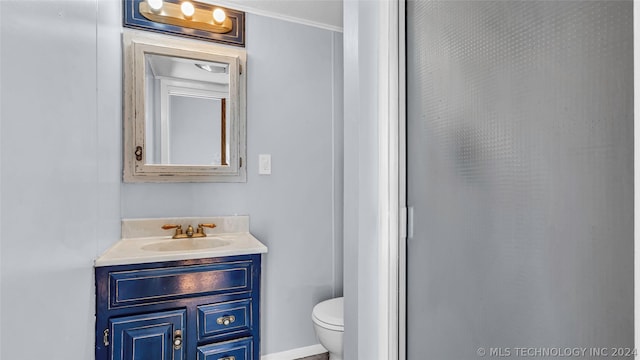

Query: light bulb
[147,0,163,12]
[181,1,195,18]
[212,8,226,24]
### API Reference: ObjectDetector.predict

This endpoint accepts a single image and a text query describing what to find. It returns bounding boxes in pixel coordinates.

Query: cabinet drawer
[197,337,253,360]
[109,261,253,308]
[198,299,252,341]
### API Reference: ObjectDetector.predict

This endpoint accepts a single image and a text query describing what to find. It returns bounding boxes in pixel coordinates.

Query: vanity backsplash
[121,216,250,238]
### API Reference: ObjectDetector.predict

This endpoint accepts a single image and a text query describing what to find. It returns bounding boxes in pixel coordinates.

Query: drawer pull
[219,357,235,360]
[173,330,182,350]
[216,315,236,326]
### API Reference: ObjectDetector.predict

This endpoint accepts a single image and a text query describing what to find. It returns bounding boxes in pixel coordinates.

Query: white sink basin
[141,237,230,252]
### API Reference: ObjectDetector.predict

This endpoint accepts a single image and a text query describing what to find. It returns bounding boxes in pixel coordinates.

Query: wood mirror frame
[123,30,247,182]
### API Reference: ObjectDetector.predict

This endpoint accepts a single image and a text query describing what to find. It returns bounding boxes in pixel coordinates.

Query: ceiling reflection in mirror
[144,53,231,166]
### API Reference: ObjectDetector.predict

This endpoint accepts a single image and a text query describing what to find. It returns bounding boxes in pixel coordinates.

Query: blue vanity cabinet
[95,254,261,360]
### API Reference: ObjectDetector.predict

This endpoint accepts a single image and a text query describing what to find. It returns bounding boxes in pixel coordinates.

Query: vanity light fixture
[139,0,230,32]
[124,0,245,47]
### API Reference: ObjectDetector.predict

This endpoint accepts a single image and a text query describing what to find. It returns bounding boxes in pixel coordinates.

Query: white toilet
[312,297,344,360]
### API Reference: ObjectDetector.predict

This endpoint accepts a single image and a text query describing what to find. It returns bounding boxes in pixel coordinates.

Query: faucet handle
[161,224,183,238]
[161,224,181,230]
[196,223,217,236]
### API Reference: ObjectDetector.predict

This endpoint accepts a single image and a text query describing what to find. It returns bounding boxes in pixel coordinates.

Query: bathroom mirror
[123,30,246,182]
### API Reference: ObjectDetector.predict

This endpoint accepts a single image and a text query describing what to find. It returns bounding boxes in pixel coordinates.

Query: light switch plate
[259,154,271,175]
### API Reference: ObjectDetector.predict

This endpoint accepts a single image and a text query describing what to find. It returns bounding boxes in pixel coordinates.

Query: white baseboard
[261,344,327,360]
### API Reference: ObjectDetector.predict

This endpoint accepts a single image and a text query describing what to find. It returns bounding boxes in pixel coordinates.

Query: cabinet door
[110,309,186,360]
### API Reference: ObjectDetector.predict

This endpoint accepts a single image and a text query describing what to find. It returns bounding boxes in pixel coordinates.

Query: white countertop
[95,216,267,267]
[95,232,267,267]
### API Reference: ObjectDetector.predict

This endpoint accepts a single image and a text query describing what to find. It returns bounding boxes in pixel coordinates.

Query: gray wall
[0,1,343,358]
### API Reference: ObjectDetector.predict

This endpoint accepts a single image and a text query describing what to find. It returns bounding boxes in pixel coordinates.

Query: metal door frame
[633,0,639,354]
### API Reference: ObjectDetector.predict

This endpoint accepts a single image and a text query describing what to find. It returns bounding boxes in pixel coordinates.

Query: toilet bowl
[312,297,344,360]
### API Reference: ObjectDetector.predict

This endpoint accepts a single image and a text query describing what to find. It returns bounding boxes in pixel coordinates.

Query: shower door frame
[397,0,407,358]
[634,0,640,355]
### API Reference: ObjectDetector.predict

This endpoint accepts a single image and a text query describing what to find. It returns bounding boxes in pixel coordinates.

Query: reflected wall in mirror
[124,30,246,182]
[144,54,230,166]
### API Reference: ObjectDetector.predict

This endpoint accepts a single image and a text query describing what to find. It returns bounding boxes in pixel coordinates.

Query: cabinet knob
[216,315,236,326]
[173,330,182,350]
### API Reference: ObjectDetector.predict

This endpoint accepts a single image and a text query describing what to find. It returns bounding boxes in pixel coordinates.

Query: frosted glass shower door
[406,1,633,358]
